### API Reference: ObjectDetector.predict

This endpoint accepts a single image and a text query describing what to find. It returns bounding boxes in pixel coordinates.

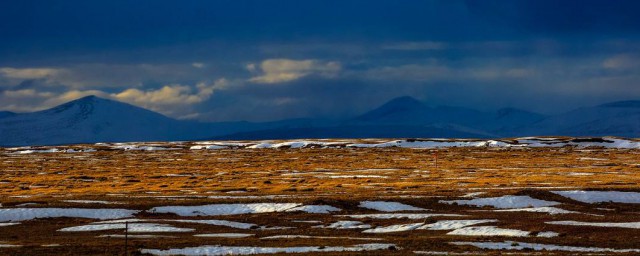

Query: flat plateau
[1,139,640,255]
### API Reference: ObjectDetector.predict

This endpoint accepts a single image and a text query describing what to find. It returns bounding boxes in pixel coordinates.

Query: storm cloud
[0,0,639,121]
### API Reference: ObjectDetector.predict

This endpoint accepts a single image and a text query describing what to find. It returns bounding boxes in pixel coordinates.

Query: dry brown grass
[1,146,640,255]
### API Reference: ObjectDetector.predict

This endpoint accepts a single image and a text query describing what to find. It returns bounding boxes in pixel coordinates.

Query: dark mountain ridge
[0,95,638,146]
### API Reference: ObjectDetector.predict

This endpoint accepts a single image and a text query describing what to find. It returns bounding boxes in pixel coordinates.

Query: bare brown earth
[1,143,640,255]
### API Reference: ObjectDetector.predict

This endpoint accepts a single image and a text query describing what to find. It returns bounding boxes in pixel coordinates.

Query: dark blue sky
[1,0,639,121]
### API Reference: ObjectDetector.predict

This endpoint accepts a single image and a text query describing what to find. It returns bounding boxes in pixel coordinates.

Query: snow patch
[536,231,560,238]
[316,221,371,229]
[91,218,259,229]
[190,145,226,150]
[547,220,640,229]
[452,241,640,253]
[447,226,530,237]
[0,244,21,248]
[342,213,464,219]
[171,219,258,229]
[99,234,176,238]
[440,195,560,209]
[359,201,425,212]
[495,206,578,215]
[418,219,498,230]
[59,223,193,232]
[141,243,398,255]
[285,205,341,214]
[363,223,424,233]
[260,235,383,241]
[193,233,254,238]
[63,200,120,204]
[0,208,138,222]
[461,192,485,198]
[552,190,640,204]
[149,203,301,216]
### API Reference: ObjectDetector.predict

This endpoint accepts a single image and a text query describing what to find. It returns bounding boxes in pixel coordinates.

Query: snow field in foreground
[451,241,640,253]
[140,243,398,255]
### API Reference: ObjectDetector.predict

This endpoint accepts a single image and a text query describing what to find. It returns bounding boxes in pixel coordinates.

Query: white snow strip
[291,220,322,223]
[15,203,39,207]
[247,143,273,149]
[363,223,424,233]
[285,205,341,214]
[194,233,254,238]
[567,172,594,176]
[92,218,146,224]
[494,206,578,215]
[0,244,21,248]
[447,226,530,237]
[170,219,258,229]
[260,235,383,241]
[578,157,608,161]
[140,243,398,255]
[341,213,464,219]
[59,223,194,232]
[452,240,640,253]
[359,201,426,212]
[552,190,640,204]
[13,148,96,154]
[91,218,258,229]
[316,221,372,229]
[0,222,20,227]
[206,195,295,200]
[99,234,176,238]
[347,140,511,149]
[112,145,177,151]
[414,251,475,255]
[461,192,485,198]
[547,220,640,229]
[18,137,640,152]
[417,219,497,230]
[536,231,559,238]
[246,141,342,149]
[63,200,119,204]
[440,195,560,209]
[190,145,226,150]
[149,203,301,216]
[0,208,138,222]
[259,226,294,230]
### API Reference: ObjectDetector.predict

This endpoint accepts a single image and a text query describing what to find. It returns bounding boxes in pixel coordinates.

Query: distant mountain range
[0,95,638,146]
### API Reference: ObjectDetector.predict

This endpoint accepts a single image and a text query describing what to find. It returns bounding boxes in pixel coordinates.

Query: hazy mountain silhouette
[0,95,637,146]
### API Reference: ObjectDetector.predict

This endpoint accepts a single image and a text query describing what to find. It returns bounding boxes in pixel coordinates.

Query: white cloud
[0,67,66,80]
[0,79,229,117]
[0,63,219,89]
[248,59,341,84]
[2,89,55,98]
[110,79,227,114]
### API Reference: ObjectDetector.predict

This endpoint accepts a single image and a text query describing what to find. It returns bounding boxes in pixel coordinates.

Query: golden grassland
[0,146,640,255]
